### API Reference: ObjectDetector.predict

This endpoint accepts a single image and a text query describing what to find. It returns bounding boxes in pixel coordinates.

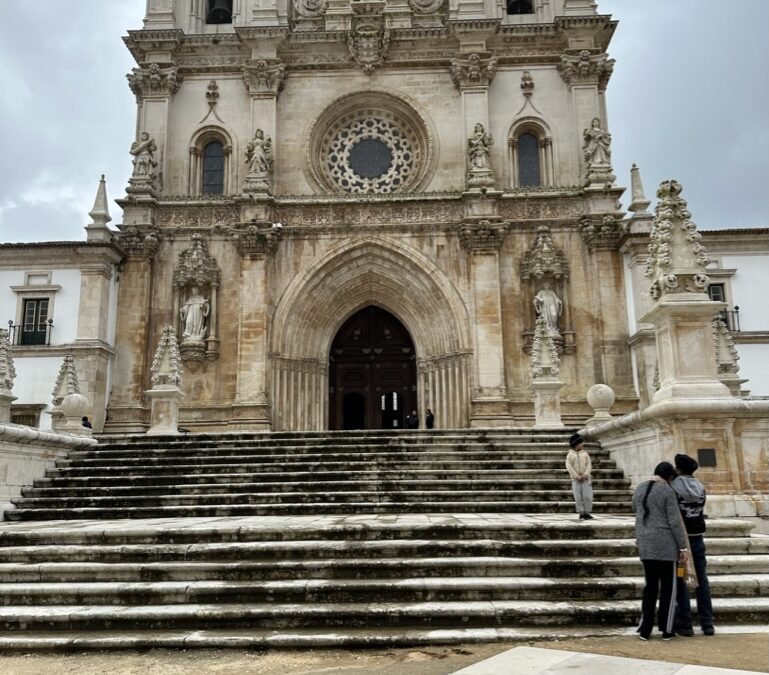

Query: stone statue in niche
[180,286,210,343]
[468,123,492,170]
[130,132,158,178]
[582,117,612,167]
[533,282,563,338]
[243,129,274,194]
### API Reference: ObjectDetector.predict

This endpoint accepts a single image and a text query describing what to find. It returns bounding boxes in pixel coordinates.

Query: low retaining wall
[0,423,97,519]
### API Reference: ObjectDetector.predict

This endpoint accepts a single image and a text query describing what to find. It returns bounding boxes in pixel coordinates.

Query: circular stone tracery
[307,92,433,195]
[327,117,413,193]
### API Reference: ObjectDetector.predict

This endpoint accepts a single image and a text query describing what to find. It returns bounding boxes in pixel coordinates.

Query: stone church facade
[106,0,636,433]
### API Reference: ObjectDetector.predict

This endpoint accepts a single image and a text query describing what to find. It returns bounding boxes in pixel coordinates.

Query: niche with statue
[520,225,574,353]
[172,234,221,362]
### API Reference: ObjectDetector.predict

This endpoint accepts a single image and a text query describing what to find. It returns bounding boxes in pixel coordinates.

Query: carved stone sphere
[61,392,89,418]
[586,383,615,413]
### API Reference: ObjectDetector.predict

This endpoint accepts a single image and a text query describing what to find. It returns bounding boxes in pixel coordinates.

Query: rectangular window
[707,284,725,302]
[21,298,49,345]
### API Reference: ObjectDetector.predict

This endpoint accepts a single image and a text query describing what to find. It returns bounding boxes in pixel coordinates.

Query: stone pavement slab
[451,646,760,675]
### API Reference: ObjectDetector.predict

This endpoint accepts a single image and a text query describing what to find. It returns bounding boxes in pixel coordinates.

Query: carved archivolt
[306,91,434,195]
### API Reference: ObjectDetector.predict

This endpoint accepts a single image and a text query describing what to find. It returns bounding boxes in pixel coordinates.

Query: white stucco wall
[720,254,769,332]
[11,356,63,430]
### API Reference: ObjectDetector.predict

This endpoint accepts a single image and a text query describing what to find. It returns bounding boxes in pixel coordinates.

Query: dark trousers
[639,559,678,637]
[676,535,714,629]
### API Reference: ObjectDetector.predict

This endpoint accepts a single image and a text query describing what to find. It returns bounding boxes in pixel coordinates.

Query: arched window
[202,141,224,194]
[509,120,553,188]
[517,133,541,187]
[206,0,233,24]
[188,127,232,196]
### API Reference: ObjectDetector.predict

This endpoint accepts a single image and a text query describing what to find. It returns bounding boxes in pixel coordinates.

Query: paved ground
[0,632,766,674]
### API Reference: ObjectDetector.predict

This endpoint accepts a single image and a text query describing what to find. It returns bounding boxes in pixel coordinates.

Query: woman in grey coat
[632,461,690,640]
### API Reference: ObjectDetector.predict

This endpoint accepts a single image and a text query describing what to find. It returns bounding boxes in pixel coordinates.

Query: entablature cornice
[123,28,185,63]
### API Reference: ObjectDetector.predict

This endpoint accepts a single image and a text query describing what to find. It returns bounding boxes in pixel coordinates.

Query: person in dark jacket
[404,410,419,429]
[425,409,434,429]
[673,453,715,636]
[632,461,690,641]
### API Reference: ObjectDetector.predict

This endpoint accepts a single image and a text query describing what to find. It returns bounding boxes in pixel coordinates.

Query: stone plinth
[146,385,184,436]
[641,295,731,403]
[584,383,615,427]
[531,378,565,429]
[61,392,92,438]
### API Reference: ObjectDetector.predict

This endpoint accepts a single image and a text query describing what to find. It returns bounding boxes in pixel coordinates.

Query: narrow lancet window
[517,133,541,187]
[202,141,224,194]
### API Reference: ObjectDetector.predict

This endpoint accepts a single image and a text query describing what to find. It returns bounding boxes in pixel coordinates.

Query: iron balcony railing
[7,319,54,346]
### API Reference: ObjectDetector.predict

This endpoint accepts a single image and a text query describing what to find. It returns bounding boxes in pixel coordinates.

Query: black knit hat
[569,433,584,448]
[675,453,699,475]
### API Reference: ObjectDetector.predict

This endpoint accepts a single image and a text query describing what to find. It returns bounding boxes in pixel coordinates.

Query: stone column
[460,221,513,426]
[232,226,282,429]
[107,228,160,432]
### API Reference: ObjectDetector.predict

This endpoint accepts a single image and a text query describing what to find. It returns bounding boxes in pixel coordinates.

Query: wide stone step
[68,441,597,460]
[1,597,767,632]
[45,459,611,476]
[36,468,627,487]
[3,501,635,520]
[1,574,766,606]
[55,450,613,469]
[22,478,630,498]
[12,481,627,508]
[2,555,766,582]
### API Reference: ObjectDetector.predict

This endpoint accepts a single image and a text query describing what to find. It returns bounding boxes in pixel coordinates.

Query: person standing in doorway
[633,461,690,641]
[673,453,715,636]
[565,433,593,520]
[405,410,419,429]
[425,409,434,429]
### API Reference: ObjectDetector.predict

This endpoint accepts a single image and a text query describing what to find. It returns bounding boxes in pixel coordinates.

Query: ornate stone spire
[530,314,560,379]
[0,329,16,392]
[713,316,740,375]
[628,163,651,215]
[52,354,80,407]
[645,180,710,301]
[151,326,183,388]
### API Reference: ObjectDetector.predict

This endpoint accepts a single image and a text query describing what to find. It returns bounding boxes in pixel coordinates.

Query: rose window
[326,117,414,194]
[307,93,433,195]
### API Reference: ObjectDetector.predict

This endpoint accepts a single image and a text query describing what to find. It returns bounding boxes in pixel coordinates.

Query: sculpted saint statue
[582,117,612,166]
[130,132,158,178]
[180,287,210,342]
[467,123,493,171]
[533,285,563,337]
[245,129,273,175]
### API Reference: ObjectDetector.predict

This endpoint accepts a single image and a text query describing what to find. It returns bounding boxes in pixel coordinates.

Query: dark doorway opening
[329,306,417,430]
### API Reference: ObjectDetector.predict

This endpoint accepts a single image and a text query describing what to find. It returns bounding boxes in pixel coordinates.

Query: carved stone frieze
[234,225,282,259]
[579,214,625,251]
[117,227,161,258]
[498,197,584,221]
[459,221,508,253]
[645,180,710,300]
[557,50,614,91]
[274,200,464,227]
[242,59,286,97]
[156,205,239,229]
[348,1,390,75]
[173,234,221,289]
[521,225,569,280]
[450,53,497,89]
[126,63,182,102]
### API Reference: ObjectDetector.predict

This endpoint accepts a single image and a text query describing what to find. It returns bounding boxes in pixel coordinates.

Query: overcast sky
[0,0,766,243]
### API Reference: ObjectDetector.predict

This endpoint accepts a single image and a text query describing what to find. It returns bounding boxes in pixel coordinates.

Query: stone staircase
[0,430,766,649]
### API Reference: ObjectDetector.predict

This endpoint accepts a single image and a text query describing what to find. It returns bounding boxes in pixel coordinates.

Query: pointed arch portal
[330,306,417,430]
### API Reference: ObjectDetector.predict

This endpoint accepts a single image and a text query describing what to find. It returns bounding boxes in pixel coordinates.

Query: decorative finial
[52,354,80,407]
[628,163,651,215]
[88,174,111,227]
[150,325,183,388]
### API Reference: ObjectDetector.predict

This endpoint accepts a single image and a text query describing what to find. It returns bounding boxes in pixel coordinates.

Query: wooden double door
[329,306,417,430]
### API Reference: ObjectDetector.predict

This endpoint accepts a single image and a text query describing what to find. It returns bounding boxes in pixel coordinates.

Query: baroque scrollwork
[126,63,182,102]
[409,0,444,14]
[458,220,508,253]
[579,214,626,251]
[294,0,328,18]
[450,53,497,89]
[117,227,160,258]
[645,179,710,301]
[234,224,282,259]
